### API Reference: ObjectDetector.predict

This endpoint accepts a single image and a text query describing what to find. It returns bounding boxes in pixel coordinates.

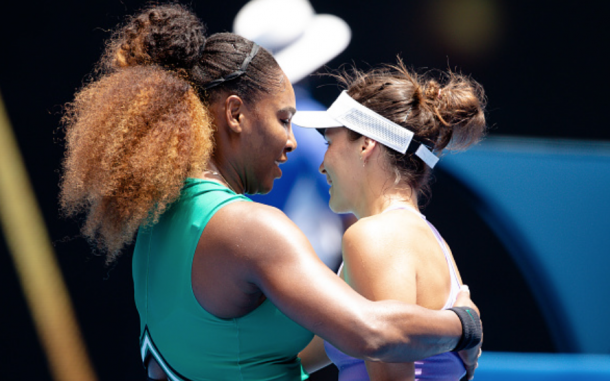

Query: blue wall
[477,352,610,381]
[441,137,610,353]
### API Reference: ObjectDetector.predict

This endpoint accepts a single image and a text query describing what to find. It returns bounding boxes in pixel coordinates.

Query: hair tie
[203,43,260,90]
[437,88,442,99]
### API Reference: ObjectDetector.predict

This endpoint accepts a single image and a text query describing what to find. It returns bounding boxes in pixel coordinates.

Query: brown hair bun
[104,4,206,71]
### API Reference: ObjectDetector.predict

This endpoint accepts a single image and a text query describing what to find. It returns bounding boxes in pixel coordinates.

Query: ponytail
[60,4,214,263]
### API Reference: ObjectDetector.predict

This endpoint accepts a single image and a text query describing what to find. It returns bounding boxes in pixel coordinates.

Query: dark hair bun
[107,4,206,70]
[430,72,486,151]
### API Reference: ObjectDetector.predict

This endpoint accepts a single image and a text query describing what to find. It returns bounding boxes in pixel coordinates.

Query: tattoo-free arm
[234,204,462,362]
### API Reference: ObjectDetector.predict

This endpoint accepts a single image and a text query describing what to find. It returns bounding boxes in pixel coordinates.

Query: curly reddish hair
[60,65,214,263]
[59,4,282,263]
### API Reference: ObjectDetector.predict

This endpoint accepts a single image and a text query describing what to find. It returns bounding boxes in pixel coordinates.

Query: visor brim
[292,110,343,129]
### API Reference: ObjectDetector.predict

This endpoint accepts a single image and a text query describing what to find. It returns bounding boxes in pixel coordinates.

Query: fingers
[466,365,475,380]
[464,356,477,379]
[454,285,471,304]
[466,348,482,380]
[472,347,482,379]
[453,291,471,307]
[466,363,479,380]
[458,343,482,380]
[453,284,483,380]
[454,284,480,316]
[462,355,476,380]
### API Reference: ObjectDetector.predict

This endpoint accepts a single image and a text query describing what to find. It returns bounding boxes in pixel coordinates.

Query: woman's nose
[285,126,297,153]
[318,161,326,174]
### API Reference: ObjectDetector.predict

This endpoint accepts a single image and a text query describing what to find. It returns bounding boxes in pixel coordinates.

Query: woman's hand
[453,286,482,380]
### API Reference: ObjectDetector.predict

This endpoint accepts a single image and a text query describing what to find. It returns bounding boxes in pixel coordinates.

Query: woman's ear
[360,136,377,163]
[225,95,244,134]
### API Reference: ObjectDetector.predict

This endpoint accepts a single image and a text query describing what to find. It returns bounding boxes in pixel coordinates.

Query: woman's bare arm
[343,217,419,380]
[210,202,464,362]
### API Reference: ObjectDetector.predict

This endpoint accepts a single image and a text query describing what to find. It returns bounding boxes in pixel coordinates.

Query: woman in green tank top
[59,4,482,381]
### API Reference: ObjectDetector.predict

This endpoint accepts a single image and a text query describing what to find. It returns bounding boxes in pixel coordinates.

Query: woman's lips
[274,160,286,177]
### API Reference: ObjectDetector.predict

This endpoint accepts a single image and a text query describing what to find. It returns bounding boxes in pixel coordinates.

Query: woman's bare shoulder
[202,200,311,259]
[213,199,294,230]
[343,211,427,247]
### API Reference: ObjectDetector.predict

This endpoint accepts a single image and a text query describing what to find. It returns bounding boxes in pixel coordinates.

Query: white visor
[292,91,439,168]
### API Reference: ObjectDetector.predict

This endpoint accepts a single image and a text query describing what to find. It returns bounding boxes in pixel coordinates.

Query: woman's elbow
[350,315,425,362]
[342,318,397,361]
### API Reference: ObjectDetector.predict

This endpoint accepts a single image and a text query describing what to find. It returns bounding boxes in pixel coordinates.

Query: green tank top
[133,179,313,381]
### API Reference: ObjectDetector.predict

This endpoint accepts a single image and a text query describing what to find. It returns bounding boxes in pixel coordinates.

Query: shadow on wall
[436,136,610,354]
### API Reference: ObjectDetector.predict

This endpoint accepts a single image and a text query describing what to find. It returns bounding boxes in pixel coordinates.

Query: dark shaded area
[424,169,556,352]
[55,239,144,381]
[308,0,610,141]
[0,0,606,380]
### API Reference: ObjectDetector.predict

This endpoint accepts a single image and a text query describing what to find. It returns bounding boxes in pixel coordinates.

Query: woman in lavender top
[294,60,486,381]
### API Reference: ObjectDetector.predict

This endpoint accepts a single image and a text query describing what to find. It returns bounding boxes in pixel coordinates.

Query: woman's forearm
[350,302,462,363]
[242,206,477,363]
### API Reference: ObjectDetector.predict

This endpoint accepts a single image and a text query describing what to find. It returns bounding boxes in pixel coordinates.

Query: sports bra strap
[382,205,461,307]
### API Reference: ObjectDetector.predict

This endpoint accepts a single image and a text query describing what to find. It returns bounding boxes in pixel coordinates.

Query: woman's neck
[198,159,245,194]
[354,189,419,219]
[351,170,419,219]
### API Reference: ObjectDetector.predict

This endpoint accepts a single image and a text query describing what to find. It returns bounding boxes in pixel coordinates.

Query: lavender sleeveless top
[324,205,466,381]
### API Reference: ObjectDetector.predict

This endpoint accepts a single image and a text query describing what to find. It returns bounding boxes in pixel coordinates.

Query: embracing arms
[201,202,480,363]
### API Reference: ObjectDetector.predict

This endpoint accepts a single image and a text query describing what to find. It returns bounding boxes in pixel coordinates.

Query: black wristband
[448,307,482,351]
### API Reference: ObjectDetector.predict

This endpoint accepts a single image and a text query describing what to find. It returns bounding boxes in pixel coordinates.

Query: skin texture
[205,75,296,195]
[148,75,479,380]
[298,127,480,380]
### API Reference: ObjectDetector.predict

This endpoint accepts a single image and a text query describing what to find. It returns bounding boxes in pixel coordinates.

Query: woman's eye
[281,119,291,127]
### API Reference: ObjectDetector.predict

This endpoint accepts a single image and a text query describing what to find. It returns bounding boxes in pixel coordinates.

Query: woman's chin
[328,198,349,215]
[256,181,275,195]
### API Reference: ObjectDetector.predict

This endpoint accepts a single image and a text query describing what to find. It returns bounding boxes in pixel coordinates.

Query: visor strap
[406,139,439,169]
